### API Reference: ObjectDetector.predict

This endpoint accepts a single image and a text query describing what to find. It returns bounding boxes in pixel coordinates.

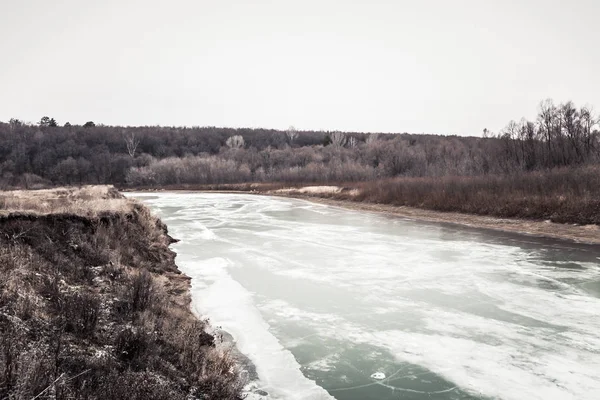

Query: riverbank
[122,184,600,245]
[0,186,244,399]
[276,193,600,245]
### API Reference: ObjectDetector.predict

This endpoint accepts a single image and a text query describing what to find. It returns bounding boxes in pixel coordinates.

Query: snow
[370,372,386,380]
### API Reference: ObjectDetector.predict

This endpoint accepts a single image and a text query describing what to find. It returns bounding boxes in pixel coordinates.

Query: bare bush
[195,349,246,400]
[130,270,155,313]
[124,131,140,158]
[330,131,346,147]
[115,327,149,365]
[225,135,245,149]
[61,291,100,336]
[286,126,298,144]
[365,133,379,144]
[348,166,600,225]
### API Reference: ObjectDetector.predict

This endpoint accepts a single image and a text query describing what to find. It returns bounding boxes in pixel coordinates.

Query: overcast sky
[1,0,598,135]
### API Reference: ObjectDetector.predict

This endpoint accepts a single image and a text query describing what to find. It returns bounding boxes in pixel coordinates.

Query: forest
[1,99,599,223]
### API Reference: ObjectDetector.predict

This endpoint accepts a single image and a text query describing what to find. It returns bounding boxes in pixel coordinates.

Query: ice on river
[129,192,600,400]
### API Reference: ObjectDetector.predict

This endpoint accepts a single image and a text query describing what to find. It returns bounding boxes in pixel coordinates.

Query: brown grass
[0,185,131,216]
[341,166,600,225]
[264,167,600,226]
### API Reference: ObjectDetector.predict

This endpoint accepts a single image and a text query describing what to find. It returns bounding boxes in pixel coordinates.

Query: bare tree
[226,135,245,149]
[330,131,346,147]
[286,126,298,144]
[9,118,22,131]
[124,131,140,158]
[347,136,357,148]
[580,106,597,155]
[537,99,557,166]
[40,116,51,127]
[366,133,379,144]
[559,101,582,163]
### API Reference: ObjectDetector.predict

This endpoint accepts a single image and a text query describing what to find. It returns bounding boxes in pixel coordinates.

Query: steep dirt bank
[0,186,243,400]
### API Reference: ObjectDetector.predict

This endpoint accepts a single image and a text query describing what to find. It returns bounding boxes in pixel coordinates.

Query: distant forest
[1,100,598,189]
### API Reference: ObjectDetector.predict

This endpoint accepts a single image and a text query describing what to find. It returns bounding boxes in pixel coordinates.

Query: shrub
[115,327,149,366]
[61,291,100,336]
[130,270,155,313]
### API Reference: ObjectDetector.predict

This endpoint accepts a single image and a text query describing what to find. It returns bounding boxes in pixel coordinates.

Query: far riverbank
[122,185,600,245]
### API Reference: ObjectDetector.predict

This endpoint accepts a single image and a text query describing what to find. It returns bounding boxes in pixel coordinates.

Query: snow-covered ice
[130,192,600,400]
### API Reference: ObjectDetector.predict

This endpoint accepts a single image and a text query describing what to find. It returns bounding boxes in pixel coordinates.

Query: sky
[0,0,598,136]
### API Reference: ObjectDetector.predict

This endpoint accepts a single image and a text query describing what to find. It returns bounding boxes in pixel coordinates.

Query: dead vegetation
[0,186,244,399]
[333,166,600,225]
[0,185,130,216]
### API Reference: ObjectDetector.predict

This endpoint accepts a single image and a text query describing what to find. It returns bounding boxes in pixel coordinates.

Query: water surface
[130,193,600,400]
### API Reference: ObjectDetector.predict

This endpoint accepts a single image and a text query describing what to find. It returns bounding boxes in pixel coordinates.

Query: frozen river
[130,192,600,400]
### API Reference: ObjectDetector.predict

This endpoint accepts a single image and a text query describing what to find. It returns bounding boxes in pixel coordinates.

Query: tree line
[0,100,598,189]
[499,100,599,170]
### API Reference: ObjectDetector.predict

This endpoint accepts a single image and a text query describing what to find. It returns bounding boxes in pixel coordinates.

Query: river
[129,192,600,400]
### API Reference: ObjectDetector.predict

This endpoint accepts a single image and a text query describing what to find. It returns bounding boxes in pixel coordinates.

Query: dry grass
[275,185,342,194]
[285,166,600,225]
[0,185,131,216]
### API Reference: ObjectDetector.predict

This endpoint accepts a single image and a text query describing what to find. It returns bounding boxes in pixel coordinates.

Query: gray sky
[1,0,598,135]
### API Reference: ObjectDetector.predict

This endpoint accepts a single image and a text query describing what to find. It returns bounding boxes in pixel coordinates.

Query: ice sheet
[130,192,600,400]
